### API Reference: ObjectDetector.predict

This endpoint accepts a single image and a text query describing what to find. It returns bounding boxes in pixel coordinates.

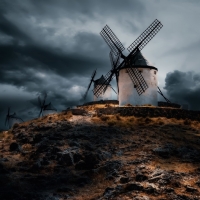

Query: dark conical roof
[94,75,110,86]
[131,51,151,66]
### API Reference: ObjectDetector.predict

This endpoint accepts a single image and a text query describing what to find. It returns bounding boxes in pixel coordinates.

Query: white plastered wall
[118,67,158,106]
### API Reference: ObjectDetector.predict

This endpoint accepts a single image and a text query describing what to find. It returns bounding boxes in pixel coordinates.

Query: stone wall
[96,107,200,121]
[158,101,181,108]
[80,100,119,106]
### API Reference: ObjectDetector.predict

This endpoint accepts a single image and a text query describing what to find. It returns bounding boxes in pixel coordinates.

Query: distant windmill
[5,107,24,128]
[84,69,117,101]
[94,19,163,106]
[38,92,57,117]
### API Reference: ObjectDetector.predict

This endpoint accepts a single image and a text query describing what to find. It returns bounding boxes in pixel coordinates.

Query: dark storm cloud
[164,70,200,110]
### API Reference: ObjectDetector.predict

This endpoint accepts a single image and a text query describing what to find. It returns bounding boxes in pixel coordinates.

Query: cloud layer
[164,70,200,110]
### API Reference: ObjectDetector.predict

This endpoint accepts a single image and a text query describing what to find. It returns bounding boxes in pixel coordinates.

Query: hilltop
[0,105,200,200]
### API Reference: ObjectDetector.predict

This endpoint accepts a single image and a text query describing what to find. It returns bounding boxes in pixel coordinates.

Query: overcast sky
[1,0,200,130]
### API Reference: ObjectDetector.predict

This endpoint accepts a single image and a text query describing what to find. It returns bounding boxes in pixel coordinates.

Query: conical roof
[94,75,110,86]
[131,51,152,66]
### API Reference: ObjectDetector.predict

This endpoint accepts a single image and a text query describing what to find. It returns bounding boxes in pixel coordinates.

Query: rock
[145,183,159,194]
[41,157,50,165]
[68,140,80,147]
[83,142,95,151]
[9,142,20,151]
[120,176,130,184]
[83,152,99,169]
[164,187,174,193]
[124,182,144,191]
[36,143,48,153]
[116,150,123,156]
[30,159,42,172]
[195,180,200,187]
[57,152,74,166]
[135,173,148,182]
[71,109,87,115]
[72,176,91,186]
[33,133,43,143]
[185,185,198,192]
[103,187,115,198]
[0,158,9,162]
[57,147,81,166]
[134,196,150,200]
[153,143,175,158]
[75,160,86,170]
[98,150,112,161]
[73,152,82,163]
[177,146,200,162]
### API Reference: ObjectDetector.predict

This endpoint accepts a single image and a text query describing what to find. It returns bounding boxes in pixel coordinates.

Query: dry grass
[93,113,200,130]
[81,104,117,111]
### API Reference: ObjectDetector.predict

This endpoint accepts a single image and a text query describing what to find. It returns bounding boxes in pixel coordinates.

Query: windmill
[5,107,24,128]
[83,68,117,102]
[94,19,163,106]
[38,92,57,117]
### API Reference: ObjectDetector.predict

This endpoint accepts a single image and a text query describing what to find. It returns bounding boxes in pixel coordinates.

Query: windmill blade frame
[157,86,171,103]
[9,113,24,122]
[127,19,163,53]
[109,51,120,93]
[38,96,42,107]
[44,102,57,111]
[83,69,97,100]
[100,25,125,56]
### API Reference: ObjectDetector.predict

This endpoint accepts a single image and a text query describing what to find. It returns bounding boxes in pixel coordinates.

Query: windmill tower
[94,19,163,106]
[84,69,117,102]
[5,107,24,128]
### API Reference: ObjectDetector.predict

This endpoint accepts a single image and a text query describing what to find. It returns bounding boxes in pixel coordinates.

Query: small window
[138,69,143,73]
[134,85,137,88]
[154,71,156,75]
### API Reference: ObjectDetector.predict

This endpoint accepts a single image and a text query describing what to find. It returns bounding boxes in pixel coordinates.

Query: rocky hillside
[0,106,200,200]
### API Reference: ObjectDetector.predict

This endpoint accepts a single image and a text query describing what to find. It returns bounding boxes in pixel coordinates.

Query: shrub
[115,113,121,120]
[128,116,135,122]
[107,120,116,126]
[184,119,191,125]
[144,117,152,124]
[125,103,133,107]
[100,115,109,121]
[158,121,164,125]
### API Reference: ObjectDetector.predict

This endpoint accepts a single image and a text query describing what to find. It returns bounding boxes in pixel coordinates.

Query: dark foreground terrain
[0,106,200,200]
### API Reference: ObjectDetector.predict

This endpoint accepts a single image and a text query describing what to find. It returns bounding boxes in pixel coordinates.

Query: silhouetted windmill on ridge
[5,107,24,128]
[38,92,57,117]
[95,19,170,106]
